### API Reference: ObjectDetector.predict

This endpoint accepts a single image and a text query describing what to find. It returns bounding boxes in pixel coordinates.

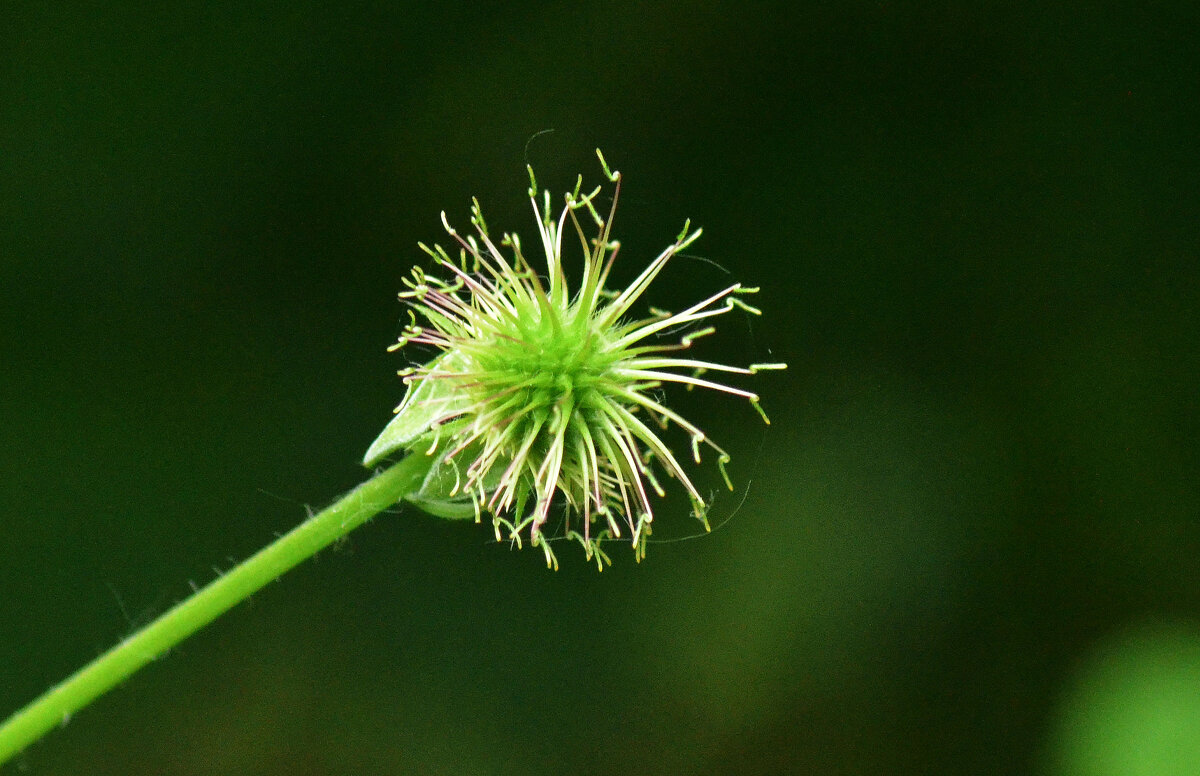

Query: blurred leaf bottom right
[1049,620,1200,776]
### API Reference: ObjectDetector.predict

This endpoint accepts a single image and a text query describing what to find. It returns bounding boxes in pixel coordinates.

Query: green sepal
[405,444,477,520]
[405,495,478,520]
[402,439,518,521]
[362,352,468,468]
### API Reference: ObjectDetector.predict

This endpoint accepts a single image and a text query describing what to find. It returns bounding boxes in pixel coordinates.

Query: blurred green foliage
[1050,622,1200,776]
[2,1,1197,773]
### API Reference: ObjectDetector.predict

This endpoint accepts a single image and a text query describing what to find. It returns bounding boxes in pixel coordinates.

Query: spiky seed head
[365,150,786,569]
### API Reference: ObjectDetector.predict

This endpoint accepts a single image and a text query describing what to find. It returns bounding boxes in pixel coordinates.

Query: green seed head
[365,150,785,569]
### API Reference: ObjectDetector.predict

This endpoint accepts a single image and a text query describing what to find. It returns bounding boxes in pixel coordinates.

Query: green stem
[0,455,433,766]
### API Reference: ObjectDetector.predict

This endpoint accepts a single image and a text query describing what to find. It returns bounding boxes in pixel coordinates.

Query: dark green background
[3,2,1198,774]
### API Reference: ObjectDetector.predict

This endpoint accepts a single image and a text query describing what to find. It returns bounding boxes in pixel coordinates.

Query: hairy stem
[0,454,433,765]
